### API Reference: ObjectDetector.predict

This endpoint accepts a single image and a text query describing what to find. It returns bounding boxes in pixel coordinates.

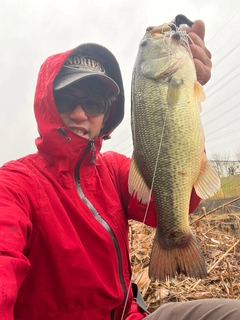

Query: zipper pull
[90,140,96,166]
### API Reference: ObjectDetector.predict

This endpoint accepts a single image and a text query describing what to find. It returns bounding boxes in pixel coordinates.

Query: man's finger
[188,33,212,59]
[193,59,211,85]
[186,20,205,40]
[190,43,212,66]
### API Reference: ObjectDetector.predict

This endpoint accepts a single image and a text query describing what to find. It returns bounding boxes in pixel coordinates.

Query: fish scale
[128,19,220,281]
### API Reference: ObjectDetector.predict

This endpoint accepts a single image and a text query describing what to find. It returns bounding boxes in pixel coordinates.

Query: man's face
[56,85,108,140]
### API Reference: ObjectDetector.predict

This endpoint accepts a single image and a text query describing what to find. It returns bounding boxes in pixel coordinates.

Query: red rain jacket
[0,44,200,320]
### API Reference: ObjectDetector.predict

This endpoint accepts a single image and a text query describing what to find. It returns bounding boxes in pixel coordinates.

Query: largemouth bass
[128,17,220,281]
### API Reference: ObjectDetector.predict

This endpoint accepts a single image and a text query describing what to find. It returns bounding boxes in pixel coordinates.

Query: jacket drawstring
[57,127,71,141]
[90,140,96,166]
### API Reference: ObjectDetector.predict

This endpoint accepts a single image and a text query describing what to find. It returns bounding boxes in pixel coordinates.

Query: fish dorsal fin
[167,76,183,109]
[194,156,221,200]
[128,153,151,204]
[194,81,205,113]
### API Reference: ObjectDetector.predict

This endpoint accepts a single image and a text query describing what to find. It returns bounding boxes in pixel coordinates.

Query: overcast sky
[1,0,240,166]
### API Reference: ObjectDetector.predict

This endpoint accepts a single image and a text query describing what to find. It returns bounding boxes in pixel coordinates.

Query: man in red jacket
[0,20,239,320]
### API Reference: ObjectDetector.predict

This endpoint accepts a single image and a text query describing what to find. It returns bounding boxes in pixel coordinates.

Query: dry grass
[129,199,240,313]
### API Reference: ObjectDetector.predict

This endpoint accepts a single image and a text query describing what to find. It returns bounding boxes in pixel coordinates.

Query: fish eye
[171,32,181,41]
[140,39,148,47]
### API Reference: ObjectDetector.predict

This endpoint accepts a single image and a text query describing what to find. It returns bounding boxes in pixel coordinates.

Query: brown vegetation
[129,198,240,313]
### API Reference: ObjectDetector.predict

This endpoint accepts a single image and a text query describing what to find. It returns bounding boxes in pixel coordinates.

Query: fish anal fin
[167,77,183,109]
[194,157,221,200]
[149,230,207,281]
[128,153,151,204]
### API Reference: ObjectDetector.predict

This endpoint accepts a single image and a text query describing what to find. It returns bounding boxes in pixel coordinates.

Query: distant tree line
[210,153,240,177]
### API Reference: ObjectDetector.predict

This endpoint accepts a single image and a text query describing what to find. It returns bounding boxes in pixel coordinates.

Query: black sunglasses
[54,92,110,116]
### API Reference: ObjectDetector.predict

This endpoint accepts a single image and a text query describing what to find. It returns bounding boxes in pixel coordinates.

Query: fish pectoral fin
[167,76,183,109]
[194,157,221,200]
[194,81,205,102]
[194,81,205,113]
[128,153,151,204]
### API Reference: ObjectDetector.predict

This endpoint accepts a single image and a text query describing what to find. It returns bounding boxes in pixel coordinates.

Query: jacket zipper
[74,140,127,318]
[110,310,115,320]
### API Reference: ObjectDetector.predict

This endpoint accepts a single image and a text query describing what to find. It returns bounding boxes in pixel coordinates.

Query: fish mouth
[147,15,194,37]
[146,24,172,38]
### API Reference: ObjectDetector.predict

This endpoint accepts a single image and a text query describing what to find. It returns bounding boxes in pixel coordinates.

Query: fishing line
[120,108,169,320]
[120,282,133,320]
[142,109,169,225]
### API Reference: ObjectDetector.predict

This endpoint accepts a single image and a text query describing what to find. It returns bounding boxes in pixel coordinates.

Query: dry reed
[129,198,240,313]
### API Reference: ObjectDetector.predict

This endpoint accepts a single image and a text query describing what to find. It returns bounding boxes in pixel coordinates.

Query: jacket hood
[34,43,124,165]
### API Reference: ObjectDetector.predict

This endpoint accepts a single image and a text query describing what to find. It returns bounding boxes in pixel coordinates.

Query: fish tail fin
[128,152,151,204]
[149,231,207,281]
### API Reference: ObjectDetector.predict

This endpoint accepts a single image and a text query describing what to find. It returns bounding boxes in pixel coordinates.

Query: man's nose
[69,105,88,120]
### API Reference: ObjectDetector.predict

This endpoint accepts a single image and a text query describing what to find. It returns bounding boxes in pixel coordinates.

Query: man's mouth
[70,127,89,137]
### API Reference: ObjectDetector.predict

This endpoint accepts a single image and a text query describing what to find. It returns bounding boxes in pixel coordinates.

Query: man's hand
[187,20,212,85]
